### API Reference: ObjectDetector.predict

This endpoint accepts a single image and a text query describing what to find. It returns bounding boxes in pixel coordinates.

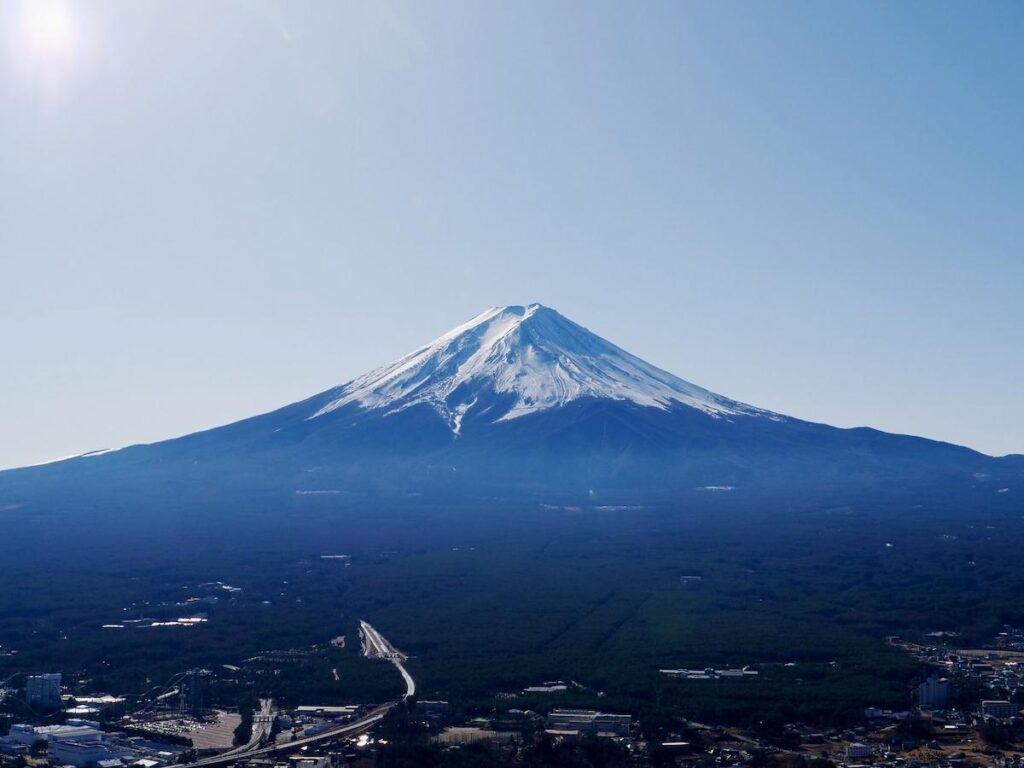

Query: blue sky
[1,0,1022,467]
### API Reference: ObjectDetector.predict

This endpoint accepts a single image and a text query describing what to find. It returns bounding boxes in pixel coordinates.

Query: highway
[183,622,412,768]
[184,706,391,768]
[359,620,415,699]
[217,698,273,758]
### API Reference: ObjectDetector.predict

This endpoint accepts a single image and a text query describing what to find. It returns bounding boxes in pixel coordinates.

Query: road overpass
[183,621,412,768]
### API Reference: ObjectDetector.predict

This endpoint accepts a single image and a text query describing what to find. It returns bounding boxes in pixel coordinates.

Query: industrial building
[8,723,102,746]
[545,709,632,737]
[50,737,133,768]
[7,723,184,768]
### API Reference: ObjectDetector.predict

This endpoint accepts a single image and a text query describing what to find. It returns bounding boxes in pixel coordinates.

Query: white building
[8,724,102,746]
[74,695,127,715]
[546,709,632,736]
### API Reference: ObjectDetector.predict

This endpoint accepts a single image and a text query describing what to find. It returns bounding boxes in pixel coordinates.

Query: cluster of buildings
[891,632,1024,724]
[68,697,129,720]
[98,581,243,632]
[521,681,570,694]
[895,631,1024,706]
[282,705,361,738]
[100,616,209,631]
[0,721,185,768]
[20,673,127,720]
[994,629,1024,652]
[660,667,761,681]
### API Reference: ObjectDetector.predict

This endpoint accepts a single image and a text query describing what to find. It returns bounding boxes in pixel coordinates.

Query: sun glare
[21,0,75,58]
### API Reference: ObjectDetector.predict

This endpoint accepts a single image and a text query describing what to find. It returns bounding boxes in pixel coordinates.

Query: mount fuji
[2,304,1021,508]
[309,304,775,431]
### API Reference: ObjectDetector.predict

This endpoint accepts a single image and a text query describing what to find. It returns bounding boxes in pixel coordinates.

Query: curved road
[358,620,415,698]
[217,698,273,758]
[185,621,413,768]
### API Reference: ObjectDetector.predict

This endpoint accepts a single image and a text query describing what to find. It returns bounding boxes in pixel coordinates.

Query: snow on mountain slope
[310,304,779,433]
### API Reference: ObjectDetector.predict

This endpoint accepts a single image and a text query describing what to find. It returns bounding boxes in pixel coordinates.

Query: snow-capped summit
[310,304,775,434]
[4,303,1016,507]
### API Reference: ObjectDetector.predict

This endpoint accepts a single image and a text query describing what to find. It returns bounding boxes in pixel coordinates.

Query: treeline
[5,497,1024,730]
[232,696,258,746]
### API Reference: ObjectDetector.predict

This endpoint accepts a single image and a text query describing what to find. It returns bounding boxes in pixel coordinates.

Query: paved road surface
[359,620,415,698]
[184,622,412,768]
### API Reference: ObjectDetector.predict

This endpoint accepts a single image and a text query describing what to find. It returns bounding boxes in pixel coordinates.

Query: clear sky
[1,0,1022,468]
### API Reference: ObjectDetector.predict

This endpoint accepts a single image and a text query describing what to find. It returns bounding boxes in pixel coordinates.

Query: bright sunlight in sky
[1,2,1022,467]
[6,0,86,91]
[22,0,74,56]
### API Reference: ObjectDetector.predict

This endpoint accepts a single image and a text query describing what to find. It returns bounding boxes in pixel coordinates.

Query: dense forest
[1,488,1022,726]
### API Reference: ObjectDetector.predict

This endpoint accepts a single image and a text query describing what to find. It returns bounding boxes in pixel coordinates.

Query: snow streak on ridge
[310,304,777,434]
